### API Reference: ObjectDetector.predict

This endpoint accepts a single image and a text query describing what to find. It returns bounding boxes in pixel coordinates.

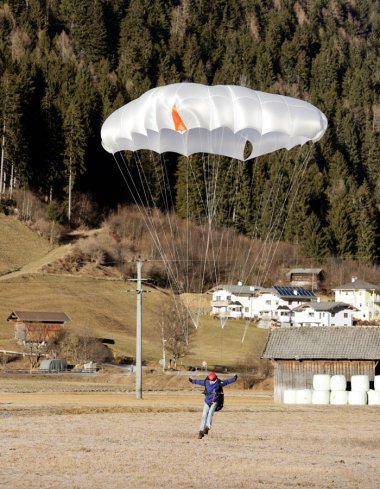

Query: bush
[76,233,120,265]
[46,330,114,364]
[31,218,67,244]
[237,358,273,390]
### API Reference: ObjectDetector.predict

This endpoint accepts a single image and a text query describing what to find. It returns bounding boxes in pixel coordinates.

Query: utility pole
[135,258,143,400]
[0,120,5,198]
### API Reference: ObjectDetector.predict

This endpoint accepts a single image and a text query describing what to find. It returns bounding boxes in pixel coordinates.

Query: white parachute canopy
[101,83,327,160]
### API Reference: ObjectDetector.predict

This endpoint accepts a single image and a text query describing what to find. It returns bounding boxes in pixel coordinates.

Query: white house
[211,284,316,324]
[292,302,357,327]
[331,278,380,321]
[253,286,317,325]
[211,283,263,318]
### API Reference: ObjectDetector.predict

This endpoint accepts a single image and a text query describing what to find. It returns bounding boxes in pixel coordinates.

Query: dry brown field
[1,371,380,489]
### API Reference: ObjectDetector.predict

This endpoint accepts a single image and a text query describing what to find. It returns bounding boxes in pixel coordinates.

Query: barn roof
[261,327,380,360]
[7,311,71,323]
[286,268,323,276]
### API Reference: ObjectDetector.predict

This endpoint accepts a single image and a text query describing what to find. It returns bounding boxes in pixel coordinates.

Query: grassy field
[0,373,379,489]
[0,214,269,369]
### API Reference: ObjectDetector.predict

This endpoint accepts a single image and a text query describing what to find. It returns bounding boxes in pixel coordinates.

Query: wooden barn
[261,327,380,402]
[286,268,324,290]
[7,310,71,344]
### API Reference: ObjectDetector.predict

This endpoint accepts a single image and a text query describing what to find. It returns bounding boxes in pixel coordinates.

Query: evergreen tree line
[0,0,379,263]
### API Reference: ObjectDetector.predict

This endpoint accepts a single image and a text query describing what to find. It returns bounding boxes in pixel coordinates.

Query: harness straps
[203,378,224,411]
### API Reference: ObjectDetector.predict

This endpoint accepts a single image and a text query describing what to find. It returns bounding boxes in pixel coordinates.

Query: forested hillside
[0,0,379,264]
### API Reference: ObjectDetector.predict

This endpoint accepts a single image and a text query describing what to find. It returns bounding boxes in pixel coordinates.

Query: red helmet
[207,372,217,381]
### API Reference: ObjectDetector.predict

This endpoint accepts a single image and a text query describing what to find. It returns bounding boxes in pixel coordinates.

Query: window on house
[308,312,314,317]
[265,300,271,305]
[245,307,249,312]
[344,313,348,318]
[216,295,221,300]
[227,295,231,300]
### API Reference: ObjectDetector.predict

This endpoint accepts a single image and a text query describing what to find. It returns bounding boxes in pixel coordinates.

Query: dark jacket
[191,376,236,406]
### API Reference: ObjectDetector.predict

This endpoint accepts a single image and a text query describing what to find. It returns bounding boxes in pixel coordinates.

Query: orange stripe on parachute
[172,104,188,131]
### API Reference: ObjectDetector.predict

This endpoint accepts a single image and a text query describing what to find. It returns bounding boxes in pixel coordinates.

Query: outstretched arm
[221,375,238,387]
[189,377,206,386]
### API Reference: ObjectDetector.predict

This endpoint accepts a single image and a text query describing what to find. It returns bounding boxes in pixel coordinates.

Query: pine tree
[63,99,86,221]
[299,212,329,261]
[353,182,378,264]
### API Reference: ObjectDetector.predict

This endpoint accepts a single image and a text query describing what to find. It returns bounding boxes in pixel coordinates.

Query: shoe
[203,427,209,435]
[198,431,204,439]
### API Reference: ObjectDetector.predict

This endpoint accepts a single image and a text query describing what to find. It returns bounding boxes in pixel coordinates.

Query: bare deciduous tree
[157,296,196,369]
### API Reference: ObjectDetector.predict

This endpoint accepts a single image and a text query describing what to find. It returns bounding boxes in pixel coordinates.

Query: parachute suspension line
[117,150,194,336]
[114,151,180,285]
[256,146,310,285]
[116,151,183,294]
[134,151,189,293]
[238,145,301,287]
[253,158,289,283]
[219,154,256,287]
[152,152,194,337]
[260,145,313,285]
[254,145,311,286]
[185,155,190,294]
[251,150,299,286]
[202,147,247,289]
[240,150,290,285]
[155,152,185,287]
[241,319,251,343]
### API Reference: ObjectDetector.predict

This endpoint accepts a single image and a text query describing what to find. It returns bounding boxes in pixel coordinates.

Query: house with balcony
[331,278,380,321]
[292,302,357,327]
[211,284,316,325]
[210,283,263,319]
[254,286,317,326]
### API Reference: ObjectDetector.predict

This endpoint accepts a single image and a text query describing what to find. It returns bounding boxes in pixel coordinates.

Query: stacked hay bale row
[283,375,380,405]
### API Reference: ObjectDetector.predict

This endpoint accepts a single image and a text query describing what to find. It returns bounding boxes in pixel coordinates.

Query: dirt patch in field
[0,374,379,489]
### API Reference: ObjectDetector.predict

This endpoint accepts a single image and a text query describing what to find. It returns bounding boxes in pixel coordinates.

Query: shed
[7,310,71,344]
[261,327,380,402]
[286,268,324,290]
[39,358,67,372]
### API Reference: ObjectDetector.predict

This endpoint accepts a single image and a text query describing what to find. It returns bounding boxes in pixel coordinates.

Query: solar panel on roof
[273,285,315,297]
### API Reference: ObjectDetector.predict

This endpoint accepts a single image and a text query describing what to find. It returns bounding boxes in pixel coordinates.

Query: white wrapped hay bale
[330,375,346,391]
[374,375,380,392]
[313,374,331,391]
[367,390,380,406]
[283,389,297,404]
[295,389,312,404]
[330,390,348,405]
[351,375,369,392]
[312,390,330,405]
[348,390,367,406]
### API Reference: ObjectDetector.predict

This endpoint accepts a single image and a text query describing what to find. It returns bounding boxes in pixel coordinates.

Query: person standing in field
[189,371,238,439]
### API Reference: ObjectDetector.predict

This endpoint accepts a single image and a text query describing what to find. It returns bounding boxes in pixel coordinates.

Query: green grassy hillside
[0,214,268,368]
[0,214,53,275]
[0,273,268,369]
